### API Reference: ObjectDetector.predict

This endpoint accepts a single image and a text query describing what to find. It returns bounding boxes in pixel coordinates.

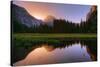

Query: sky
[13,1,91,23]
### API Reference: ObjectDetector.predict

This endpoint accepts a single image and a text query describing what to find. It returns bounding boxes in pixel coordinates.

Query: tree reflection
[11,38,97,65]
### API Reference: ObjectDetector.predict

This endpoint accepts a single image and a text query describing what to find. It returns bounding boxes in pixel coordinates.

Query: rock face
[11,3,42,27]
[86,6,97,33]
[86,6,97,22]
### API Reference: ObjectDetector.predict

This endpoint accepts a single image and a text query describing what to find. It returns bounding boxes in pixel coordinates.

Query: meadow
[14,33,96,39]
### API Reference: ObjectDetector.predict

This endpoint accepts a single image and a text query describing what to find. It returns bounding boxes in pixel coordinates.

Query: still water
[12,39,97,66]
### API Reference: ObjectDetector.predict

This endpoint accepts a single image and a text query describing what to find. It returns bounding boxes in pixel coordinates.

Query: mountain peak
[11,3,43,27]
[44,15,56,22]
[43,15,56,26]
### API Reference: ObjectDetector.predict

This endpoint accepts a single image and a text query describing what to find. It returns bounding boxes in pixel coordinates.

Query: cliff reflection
[12,38,97,66]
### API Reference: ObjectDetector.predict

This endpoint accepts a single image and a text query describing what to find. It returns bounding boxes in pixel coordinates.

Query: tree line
[12,18,97,33]
[12,6,97,33]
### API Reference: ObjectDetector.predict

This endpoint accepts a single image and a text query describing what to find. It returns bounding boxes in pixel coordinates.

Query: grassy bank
[13,33,97,39]
[13,33,97,49]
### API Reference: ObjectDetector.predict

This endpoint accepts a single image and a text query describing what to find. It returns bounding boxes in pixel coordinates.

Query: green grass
[13,33,97,39]
[13,33,97,49]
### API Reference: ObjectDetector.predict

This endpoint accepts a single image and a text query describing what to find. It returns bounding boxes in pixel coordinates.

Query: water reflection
[12,38,97,66]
